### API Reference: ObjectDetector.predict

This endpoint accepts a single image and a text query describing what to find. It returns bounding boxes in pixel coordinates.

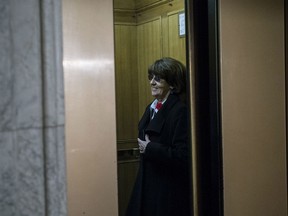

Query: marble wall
[0,0,66,215]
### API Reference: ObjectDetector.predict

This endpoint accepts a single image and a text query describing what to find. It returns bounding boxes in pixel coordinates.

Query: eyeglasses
[148,74,162,82]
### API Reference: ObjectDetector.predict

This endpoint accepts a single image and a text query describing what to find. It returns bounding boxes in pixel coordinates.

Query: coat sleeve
[143,105,190,167]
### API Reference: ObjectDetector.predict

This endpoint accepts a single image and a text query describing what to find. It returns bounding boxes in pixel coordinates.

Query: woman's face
[149,74,171,101]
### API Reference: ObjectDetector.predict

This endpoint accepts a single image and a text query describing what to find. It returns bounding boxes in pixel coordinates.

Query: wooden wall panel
[136,0,162,9]
[136,0,184,23]
[114,23,140,216]
[114,11,137,24]
[114,24,139,144]
[167,11,186,64]
[137,18,162,117]
[114,0,135,10]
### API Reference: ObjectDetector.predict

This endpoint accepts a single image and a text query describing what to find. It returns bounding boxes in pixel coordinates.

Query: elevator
[114,1,187,215]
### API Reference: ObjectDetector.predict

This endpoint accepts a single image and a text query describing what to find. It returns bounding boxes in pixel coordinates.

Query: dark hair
[148,57,187,101]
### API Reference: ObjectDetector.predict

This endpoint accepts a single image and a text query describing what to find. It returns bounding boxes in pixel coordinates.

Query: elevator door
[62,0,118,215]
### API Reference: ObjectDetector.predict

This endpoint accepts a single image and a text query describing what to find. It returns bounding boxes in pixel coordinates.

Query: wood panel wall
[114,24,139,144]
[137,17,162,115]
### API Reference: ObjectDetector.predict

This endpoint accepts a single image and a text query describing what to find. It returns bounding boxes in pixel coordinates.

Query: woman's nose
[150,77,156,84]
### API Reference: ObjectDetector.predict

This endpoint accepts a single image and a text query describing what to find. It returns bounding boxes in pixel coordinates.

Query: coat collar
[138,94,180,135]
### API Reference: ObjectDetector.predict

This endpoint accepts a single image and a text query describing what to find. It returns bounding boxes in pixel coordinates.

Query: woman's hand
[138,134,150,154]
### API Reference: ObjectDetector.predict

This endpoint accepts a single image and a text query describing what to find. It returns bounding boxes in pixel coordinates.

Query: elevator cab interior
[113,0,186,215]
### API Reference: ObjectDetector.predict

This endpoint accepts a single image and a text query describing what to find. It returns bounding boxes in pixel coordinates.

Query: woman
[126,57,191,216]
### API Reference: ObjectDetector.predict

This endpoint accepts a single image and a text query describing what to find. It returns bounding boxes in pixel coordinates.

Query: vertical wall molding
[40,0,66,215]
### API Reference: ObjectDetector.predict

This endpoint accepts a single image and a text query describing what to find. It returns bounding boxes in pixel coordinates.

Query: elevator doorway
[113,1,187,215]
[63,1,288,216]
[63,0,224,215]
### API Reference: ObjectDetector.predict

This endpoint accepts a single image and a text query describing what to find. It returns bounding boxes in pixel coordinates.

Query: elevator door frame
[186,0,224,215]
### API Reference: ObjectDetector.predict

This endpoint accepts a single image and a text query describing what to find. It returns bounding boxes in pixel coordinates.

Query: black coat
[126,94,192,216]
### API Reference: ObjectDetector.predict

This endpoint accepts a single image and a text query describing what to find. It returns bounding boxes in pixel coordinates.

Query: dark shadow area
[186,0,224,215]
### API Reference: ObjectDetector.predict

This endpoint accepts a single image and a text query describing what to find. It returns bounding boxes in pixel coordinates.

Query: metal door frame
[185,0,224,215]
